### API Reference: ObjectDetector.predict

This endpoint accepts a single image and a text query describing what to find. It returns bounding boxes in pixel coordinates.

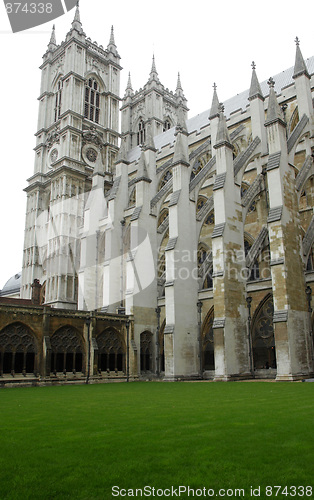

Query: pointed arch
[158,169,173,191]
[137,118,146,145]
[53,76,63,122]
[84,76,101,123]
[140,331,154,372]
[251,294,276,370]
[201,307,215,371]
[96,327,125,373]
[50,325,84,374]
[159,319,166,373]
[163,117,172,132]
[0,322,38,375]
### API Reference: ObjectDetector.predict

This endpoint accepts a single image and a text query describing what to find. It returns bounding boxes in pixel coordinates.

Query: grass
[0,382,313,500]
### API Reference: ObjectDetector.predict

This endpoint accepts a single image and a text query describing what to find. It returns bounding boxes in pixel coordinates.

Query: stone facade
[2,8,314,383]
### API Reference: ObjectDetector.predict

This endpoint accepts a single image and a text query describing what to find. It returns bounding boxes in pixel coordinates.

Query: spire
[293,37,310,79]
[175,72,185,97]
[124,72,133,97]
[109,25,116,46]
[214,104,233,150]
[107,26,118,56]
[209,83,220,119]
[71,1,83,32]
[48,24,57,51]
[149,55,159,83]
[176,72,183,91]
[265,78,286,127]
[249,62,264,101]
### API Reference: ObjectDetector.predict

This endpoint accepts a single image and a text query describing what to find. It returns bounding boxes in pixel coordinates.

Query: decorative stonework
[50,148,58,163]
[86,147,98,163]
[46,126,60,151]
[82,125,104,149]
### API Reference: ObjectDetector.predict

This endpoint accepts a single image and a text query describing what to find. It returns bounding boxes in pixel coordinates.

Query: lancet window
[54,80,63,122]
[84,78,100,123]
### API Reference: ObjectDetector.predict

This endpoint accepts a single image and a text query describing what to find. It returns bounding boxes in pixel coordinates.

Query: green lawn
[0,382,313,500]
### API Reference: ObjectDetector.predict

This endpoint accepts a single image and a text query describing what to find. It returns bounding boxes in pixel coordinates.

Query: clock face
[50,148,58,163]
[86,147,98,163]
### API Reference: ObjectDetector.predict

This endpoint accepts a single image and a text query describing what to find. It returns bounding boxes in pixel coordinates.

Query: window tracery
[0,323,37,375]
[140,331,153,372]
[137,120,146,145]
[97,329,124,373]
[84,77,100,123]
[50,326,83,374]
[158,170,172,191]
[202,309,214,371]
[163,119,171,132]
[54,80,63,122]
[251,295,276,370]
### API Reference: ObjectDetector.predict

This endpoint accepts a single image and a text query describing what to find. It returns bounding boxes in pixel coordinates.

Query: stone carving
[86,147,98,163]
[82,125,104,149]
[46,125,60,150]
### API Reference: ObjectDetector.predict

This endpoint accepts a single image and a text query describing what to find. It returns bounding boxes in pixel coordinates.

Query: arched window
[158,170,172,191]
[163,119,171,132]
[54,80,63,122]
[198,244,213,290]
[97,329,124,373]
[140,331,153,372]
[158,319,166,373]
[137,120,146,145]
[128,187,136,208]
[197,196,207,213]
[84,78,100,123]
[50,326,83,374]
[0,323,38,376]
[251,295,276,370]
[157,208,168,229]
[202,308,215,371]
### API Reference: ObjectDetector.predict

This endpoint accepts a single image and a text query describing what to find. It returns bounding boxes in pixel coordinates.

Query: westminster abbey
[1,5,314,384]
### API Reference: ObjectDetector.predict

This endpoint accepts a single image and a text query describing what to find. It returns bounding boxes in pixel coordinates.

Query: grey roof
[0,272,22,296]
[127,55,314,164]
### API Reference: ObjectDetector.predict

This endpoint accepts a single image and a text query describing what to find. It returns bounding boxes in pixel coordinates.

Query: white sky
[0,0,313,289]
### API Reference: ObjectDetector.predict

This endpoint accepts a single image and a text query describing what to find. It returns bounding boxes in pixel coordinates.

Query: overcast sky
[0,0,313,290]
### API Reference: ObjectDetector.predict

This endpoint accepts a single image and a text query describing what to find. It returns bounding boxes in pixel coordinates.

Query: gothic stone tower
[120,59,188,151]
[21,6,121,309]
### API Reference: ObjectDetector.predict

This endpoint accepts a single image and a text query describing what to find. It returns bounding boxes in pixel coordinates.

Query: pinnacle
[48,24,56,49]
[71,1,83,32]
[109,25,116,46]
[175,72,185,99]
[214,104,233,150]
[136,149,151,181]
[127,72,133,90]
[265,78,286,127]
[293,37,309,79]
[149,55,159,82]
[249,62,264,101]
[209,83,220,119]
[176,73,183,91]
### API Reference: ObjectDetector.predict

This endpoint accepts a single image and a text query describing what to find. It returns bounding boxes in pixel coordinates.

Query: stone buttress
[211,106,250,380]
[164,118,199,379]
[265,78,312,379]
